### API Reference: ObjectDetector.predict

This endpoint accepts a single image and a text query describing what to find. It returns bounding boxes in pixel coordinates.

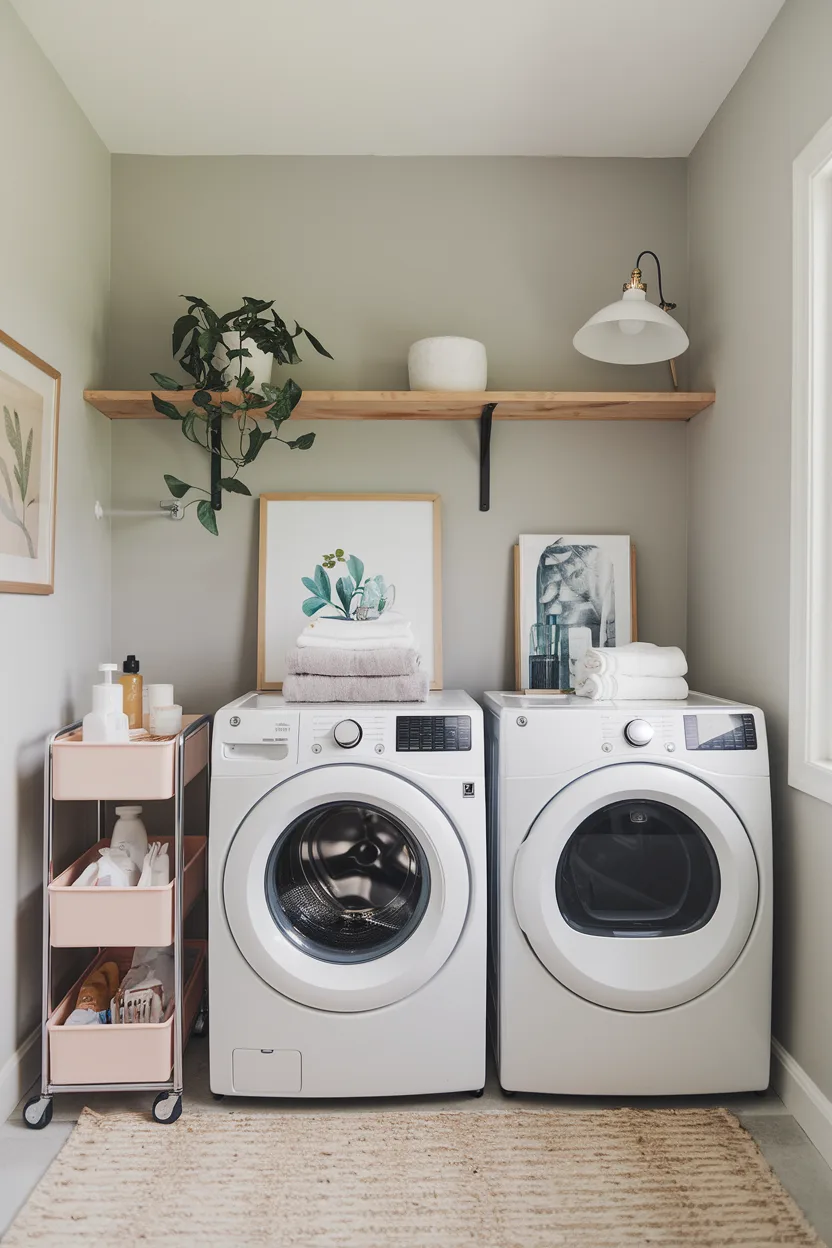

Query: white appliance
[484,692,772,1096]
[209,691,485,1098]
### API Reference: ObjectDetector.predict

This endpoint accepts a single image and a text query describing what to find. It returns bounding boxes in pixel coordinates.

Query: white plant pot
[214,335,274,392]
[407,337,487,392]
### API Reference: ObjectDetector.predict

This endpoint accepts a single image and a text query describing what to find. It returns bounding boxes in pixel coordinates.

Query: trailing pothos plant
[150,295,332,534]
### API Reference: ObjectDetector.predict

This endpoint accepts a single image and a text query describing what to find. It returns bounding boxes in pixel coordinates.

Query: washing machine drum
[223,765,470,1012]
[513,763,759,1012]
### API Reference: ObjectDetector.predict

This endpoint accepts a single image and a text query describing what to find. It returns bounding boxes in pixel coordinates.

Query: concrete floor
[2,1044,832,1243]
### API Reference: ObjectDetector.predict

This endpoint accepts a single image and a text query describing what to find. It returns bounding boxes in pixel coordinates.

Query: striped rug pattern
[4,1106,821,1246]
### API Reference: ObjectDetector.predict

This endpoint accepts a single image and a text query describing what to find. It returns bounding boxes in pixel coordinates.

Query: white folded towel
[576,673,690,701]
[297,630,415,651]
[582,642,687,679]
[303,611,410,641]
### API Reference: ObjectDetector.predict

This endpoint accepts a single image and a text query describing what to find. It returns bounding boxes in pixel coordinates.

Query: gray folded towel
[282,672,430,703]
[285,646,421,678]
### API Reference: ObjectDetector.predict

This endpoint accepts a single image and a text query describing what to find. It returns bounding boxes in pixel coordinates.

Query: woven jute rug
[3,1106,821,1246]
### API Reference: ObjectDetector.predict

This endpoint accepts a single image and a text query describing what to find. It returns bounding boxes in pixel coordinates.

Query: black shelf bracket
[479,402,498,511]
[210,412,223,511]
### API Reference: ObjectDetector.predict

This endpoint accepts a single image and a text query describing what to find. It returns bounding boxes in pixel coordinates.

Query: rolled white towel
[583,642,687,679]
[576,673,690,701]
[303,611,410,641]
[297,630,416,651]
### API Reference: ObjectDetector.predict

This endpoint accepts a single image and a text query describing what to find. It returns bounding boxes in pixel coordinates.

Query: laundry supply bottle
[119,655,143,730]
[110,806,148,871]
[82,664,130,743]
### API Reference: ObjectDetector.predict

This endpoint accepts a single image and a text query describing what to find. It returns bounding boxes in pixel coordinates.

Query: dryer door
[223,764,470,1012]
[513,763,758,1011]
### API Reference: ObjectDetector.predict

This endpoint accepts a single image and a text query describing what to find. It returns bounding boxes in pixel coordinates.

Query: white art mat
[259,495,441,688]
[0,335,60,592]
[517,534,632,690]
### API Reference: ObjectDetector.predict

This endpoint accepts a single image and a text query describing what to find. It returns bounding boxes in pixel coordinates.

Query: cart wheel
[23,1096,53,1130]
[152,1092,182,1124]
[469,1087,485,1098]
[192,1009,208,1038]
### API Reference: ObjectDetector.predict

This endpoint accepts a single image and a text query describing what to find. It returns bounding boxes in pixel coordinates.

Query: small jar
[149,704,183,737]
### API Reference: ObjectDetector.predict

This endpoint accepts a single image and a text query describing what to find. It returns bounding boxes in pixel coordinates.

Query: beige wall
[109,156,689,708]
[0,1,111,1117]
[688,0,832,1097]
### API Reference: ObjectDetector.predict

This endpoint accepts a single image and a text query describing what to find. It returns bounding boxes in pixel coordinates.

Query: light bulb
[619,320,646,336]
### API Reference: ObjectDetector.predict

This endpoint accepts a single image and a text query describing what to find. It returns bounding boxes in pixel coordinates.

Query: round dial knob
[333,719,363,749]
[624,718,654,747]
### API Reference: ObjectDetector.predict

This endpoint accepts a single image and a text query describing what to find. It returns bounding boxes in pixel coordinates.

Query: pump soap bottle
[82,664,130,743]
[119,655,143,730]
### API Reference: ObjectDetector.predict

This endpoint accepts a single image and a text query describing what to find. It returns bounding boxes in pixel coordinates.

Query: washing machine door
[223,764,469,1012]
[513,763,758,1011]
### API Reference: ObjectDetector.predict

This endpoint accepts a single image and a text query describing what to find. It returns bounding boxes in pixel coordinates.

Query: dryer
[485,692,772,1096]
[209,691,485,1098]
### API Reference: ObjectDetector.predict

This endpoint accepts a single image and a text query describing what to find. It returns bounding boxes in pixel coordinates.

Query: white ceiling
[11,0,785,157]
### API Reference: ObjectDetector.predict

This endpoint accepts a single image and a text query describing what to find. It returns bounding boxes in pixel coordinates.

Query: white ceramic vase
[407,336,487,392]
[214,334,274,392]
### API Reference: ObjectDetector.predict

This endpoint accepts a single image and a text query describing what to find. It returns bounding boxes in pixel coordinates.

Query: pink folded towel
[282,672,430,703]
[285,647,421,678]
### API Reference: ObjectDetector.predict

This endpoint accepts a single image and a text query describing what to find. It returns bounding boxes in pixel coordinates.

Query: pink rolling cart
[23,715,210,1128]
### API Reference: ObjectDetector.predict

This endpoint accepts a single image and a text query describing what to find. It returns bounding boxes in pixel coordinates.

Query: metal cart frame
[23,714,210,1128]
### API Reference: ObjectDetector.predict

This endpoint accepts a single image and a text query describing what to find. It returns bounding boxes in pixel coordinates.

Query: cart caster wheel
[469,1087,485,1098]
[23,1096,53,1130]
[192,1010,208,1038]
[152,1092,182,1124]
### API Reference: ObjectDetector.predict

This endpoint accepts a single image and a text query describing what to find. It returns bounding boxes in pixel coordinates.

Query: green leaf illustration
[196,500,218,535]
[302,576,322,595]
[346,555,364,587]
[313,564,331,601]
[302,595,328,616]
[0,456,14,505]
[336,575,356,615]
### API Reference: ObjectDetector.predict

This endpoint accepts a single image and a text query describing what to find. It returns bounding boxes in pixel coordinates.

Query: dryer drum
[265,802,431,963]
[556,799,721,938]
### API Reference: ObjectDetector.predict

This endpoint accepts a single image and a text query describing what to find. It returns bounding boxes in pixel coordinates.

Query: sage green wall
[688,0,832,1099]
[108,156,689,708]
[0,0,110,1118]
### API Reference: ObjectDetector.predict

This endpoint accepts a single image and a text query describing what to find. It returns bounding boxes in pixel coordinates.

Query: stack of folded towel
[283,611,429,703]
[575,642,689,701]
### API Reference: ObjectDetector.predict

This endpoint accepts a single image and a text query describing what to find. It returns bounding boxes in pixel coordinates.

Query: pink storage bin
[52,717,208,800]
[48,942,206,1086]
[48,836,206,947]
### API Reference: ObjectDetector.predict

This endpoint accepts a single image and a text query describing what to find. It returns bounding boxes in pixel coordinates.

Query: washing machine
[484,692,772,1096]
[209,690,485,1098]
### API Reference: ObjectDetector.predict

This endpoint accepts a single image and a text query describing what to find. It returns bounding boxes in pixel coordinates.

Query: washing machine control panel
[684,712,758,751]
[395,715,472,752]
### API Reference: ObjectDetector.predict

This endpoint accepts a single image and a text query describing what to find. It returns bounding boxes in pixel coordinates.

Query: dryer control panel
[396,715,472,752]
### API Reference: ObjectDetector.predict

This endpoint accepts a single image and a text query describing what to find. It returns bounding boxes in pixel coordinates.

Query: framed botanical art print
[515,535,636,691]
[258,493,443,690]
[0,330,60,594]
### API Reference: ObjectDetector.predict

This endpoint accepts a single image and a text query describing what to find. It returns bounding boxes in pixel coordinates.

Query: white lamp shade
[573,288,689,364]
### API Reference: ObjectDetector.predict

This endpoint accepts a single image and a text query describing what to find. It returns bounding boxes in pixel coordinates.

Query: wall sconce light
[572,250,689,388]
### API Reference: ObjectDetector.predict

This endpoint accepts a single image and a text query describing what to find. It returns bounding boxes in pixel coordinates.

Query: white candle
[149,704,183,736]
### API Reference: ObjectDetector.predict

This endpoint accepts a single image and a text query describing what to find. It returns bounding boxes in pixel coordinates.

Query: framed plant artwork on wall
[258,493,443,690]
[515,535,636,692]
[0,330,61,594]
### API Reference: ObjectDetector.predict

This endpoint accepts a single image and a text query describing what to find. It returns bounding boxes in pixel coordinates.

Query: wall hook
[94,500,185,522]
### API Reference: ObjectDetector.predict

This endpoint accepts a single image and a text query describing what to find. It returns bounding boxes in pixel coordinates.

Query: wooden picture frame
[258,493,443,690]
[514,540,638,691]
[0,329,61,594]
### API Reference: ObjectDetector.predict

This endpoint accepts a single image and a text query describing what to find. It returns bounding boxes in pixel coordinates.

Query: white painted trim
[789,113,832,806]
[0,1029,39,1124]
[772,1039,832,1170]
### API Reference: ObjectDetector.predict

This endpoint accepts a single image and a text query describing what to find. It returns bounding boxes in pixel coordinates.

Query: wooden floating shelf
[84,389,715,422]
